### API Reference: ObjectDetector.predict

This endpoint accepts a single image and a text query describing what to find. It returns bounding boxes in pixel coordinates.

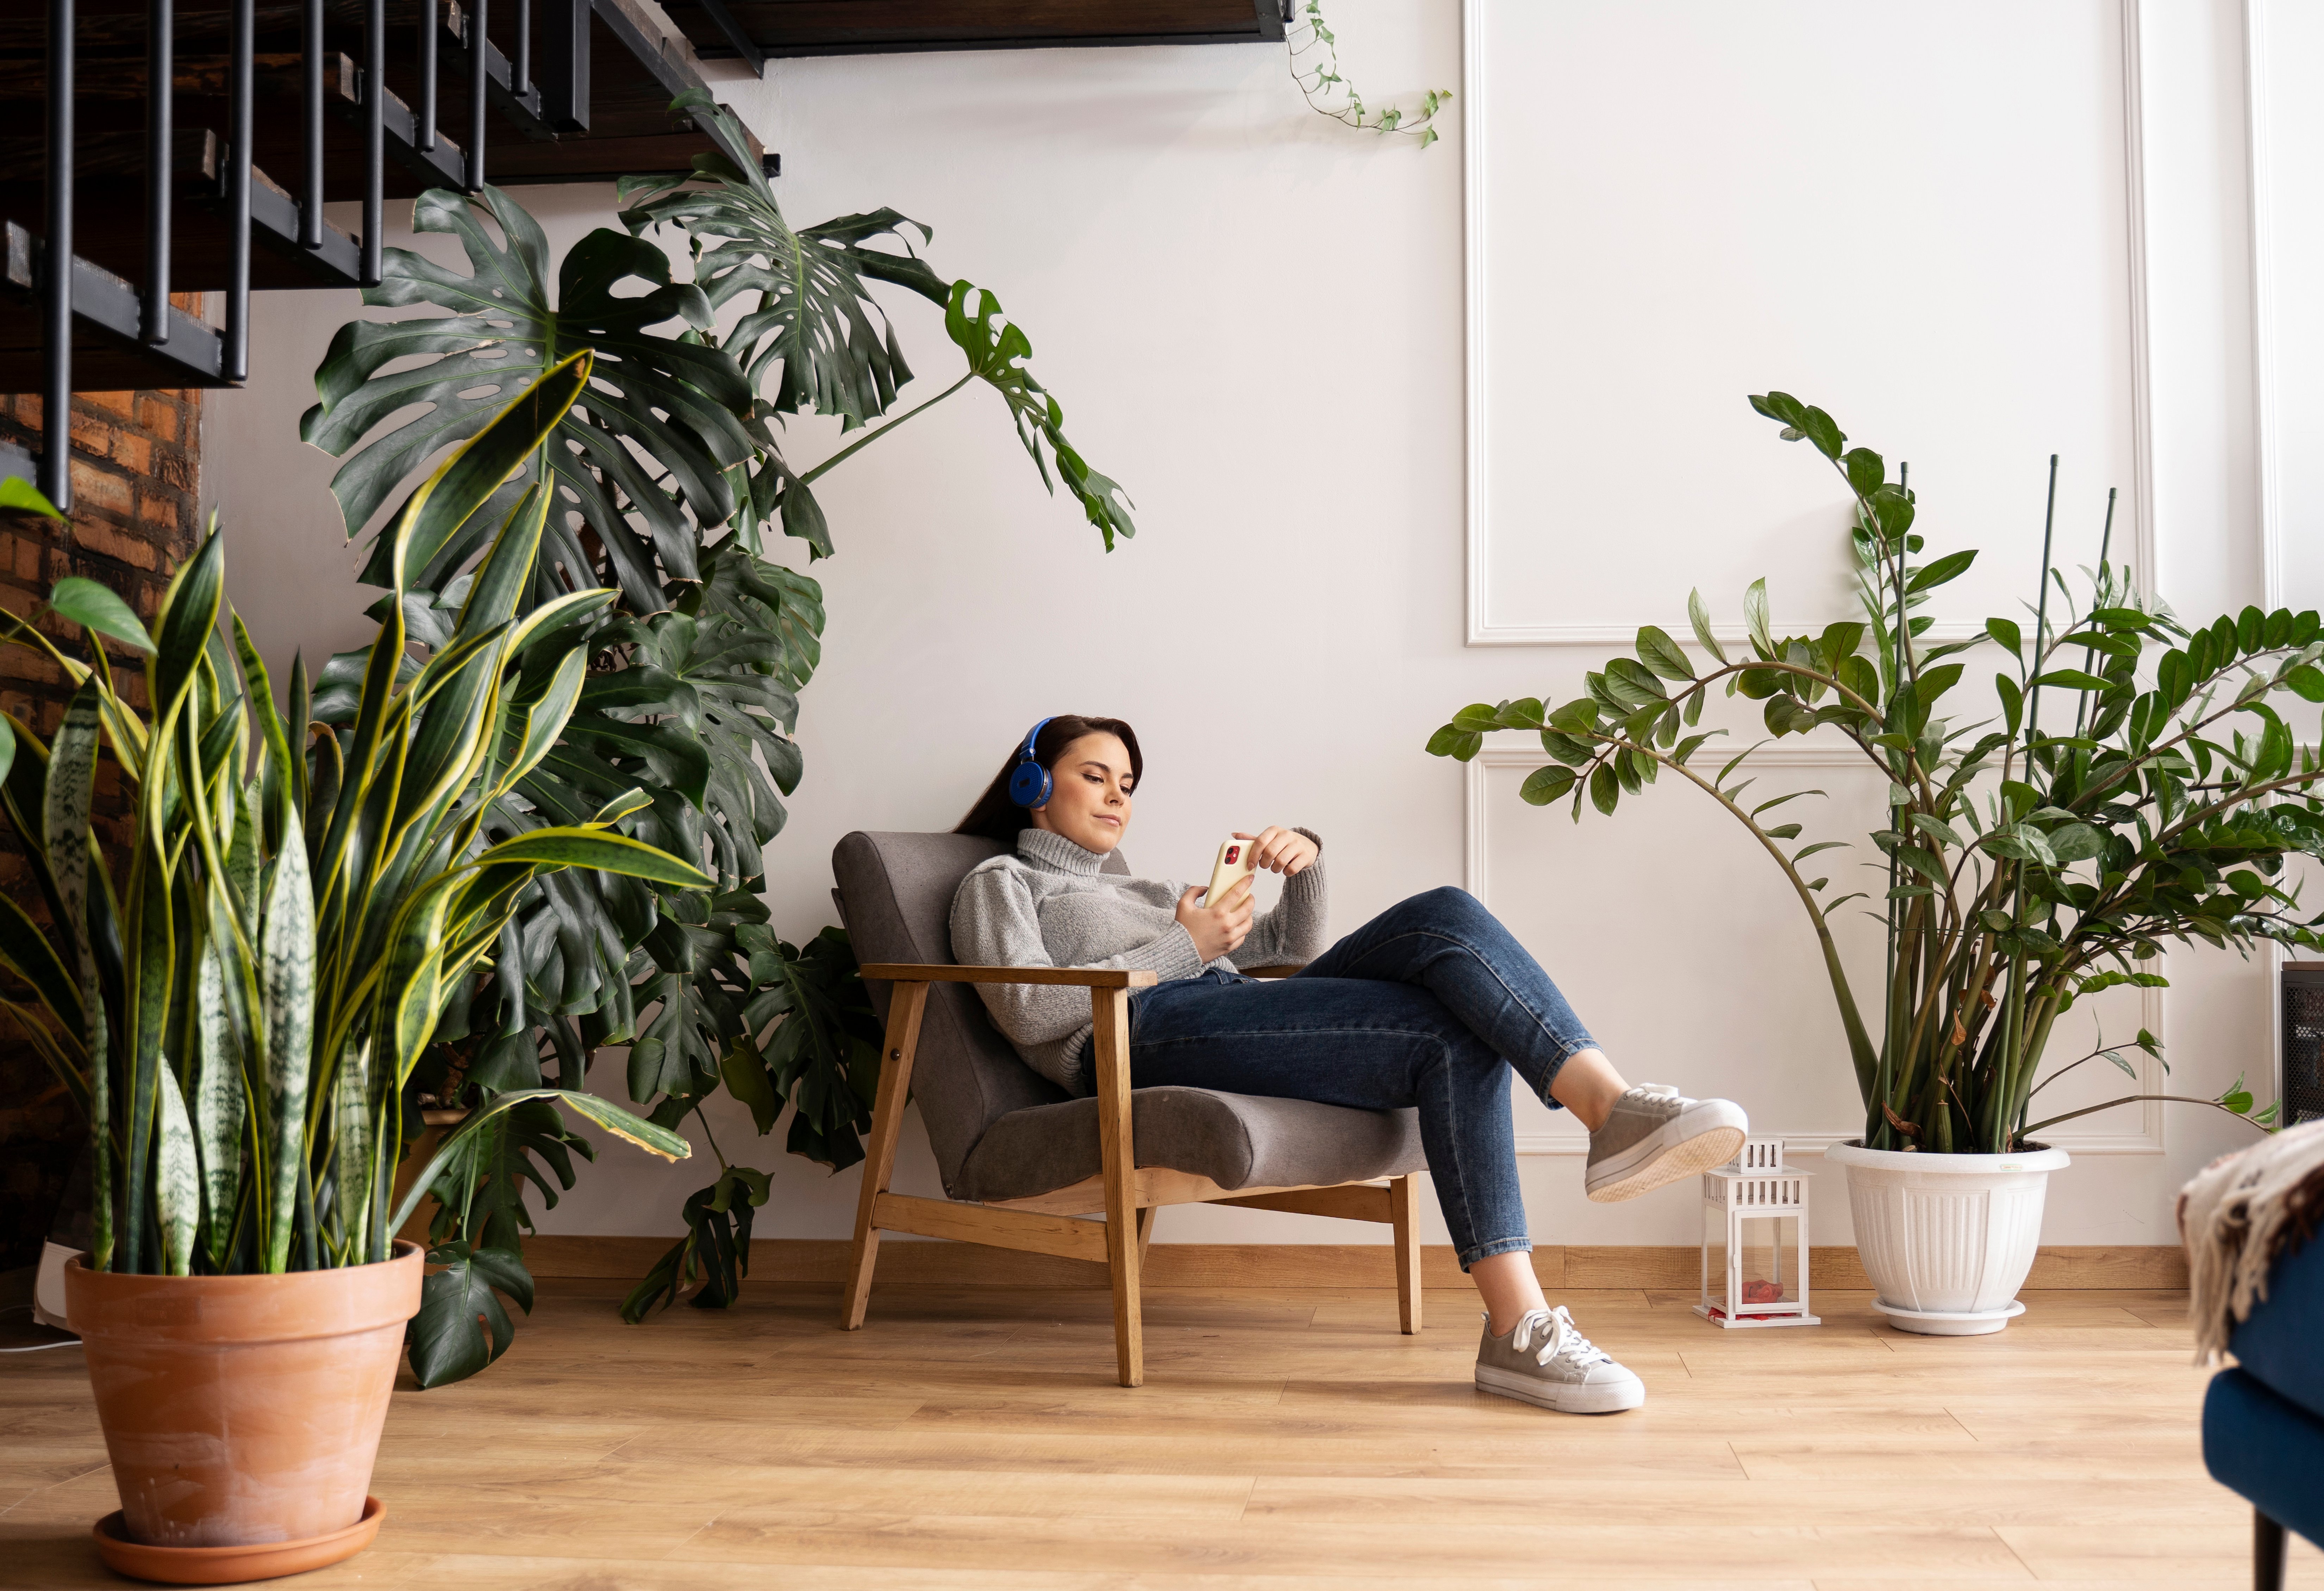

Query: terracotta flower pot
[64,1242,423,1555]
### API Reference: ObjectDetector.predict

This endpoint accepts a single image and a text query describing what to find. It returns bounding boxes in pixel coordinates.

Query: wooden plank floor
[2,1279,2317,1589]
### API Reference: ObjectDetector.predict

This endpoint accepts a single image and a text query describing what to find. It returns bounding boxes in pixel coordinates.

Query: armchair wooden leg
[841,983,928,1331]
[1136,1204,1157,1261]
[1390,1173,1422,1335]
[2255,1510,2287,1591]
[1091,986,1143,1386]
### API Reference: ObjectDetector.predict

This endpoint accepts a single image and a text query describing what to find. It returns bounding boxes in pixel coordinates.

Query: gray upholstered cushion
[834,831,1064,1195]
[832,829,1424,1205]
[955,1087,1427,1205]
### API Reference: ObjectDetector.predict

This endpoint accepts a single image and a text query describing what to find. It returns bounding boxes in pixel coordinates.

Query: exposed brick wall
[0,375,200,1274]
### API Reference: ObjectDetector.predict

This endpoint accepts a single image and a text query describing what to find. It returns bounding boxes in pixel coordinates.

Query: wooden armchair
[833,831,1428,1387]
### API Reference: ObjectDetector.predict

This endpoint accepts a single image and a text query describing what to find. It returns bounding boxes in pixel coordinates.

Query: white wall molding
[1463,0,2160,649]
[1514,1127,1852,1157]
[1460,0,1489,647]
[2244,0,2282,609]
[1513,1128,2165,1157]
[1469,621,1987,650]
[2122,0,2161,603]
[2241,0,2310,1114]
[1463,742,2163,1155]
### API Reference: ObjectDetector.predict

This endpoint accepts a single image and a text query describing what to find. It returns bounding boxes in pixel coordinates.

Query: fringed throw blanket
[2178,1118,2324,1362]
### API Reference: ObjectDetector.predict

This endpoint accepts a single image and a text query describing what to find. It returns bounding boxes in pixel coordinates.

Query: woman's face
[1029,732,1135,854]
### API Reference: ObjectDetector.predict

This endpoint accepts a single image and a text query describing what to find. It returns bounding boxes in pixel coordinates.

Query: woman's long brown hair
[954,716,1144,844]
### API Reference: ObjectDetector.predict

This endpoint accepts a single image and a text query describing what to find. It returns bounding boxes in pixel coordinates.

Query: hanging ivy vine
[1287,0,1452,148]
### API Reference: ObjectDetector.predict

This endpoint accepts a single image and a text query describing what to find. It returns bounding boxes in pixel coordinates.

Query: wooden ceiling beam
[662,0,1288,62]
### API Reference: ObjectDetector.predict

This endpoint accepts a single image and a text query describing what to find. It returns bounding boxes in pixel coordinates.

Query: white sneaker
[1474,1305,1645,1414]
[1583,1083,1748,1203]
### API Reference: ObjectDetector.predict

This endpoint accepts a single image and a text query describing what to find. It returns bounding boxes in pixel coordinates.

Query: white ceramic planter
[1824,1139,2070,1335]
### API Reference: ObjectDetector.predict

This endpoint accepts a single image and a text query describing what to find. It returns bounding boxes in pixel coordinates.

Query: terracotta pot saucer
[91,1496,385,1585]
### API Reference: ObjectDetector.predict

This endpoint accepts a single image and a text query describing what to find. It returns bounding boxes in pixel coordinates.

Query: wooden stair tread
[0,220,227,389]
[0,127,364,292]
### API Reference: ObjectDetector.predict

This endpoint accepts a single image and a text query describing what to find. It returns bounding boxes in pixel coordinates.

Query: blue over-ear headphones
[1007,717,1056,809]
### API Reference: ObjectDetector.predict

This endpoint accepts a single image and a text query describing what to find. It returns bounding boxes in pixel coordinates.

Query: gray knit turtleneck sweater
[948,826,1328,1094]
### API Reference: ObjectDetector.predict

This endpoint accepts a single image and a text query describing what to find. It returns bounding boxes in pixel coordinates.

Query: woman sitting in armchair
[949,714,1750,1415]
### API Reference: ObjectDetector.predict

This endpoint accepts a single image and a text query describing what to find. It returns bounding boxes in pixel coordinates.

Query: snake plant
[1435,392,2310,1153]
[0,352,704,1289]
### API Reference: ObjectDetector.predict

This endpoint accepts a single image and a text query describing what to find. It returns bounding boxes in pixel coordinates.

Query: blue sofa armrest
[2204,1368,2324,1552]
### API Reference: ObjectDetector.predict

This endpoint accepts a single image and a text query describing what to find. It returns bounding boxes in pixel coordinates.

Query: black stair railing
[365,0,385,286]
[302,0,324,248]
[469,0,487,190]
[419,0,438,153]
[513,0,529,99]
[42,0,72,509]
[143,0,168,340]
[30,0,586,510]
[225,0,251,384]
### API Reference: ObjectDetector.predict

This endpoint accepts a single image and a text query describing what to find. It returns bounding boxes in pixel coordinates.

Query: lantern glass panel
[1734,1213,1801,1315]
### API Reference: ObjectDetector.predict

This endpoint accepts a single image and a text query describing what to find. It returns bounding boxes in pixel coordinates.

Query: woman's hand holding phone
[1176,877,1253,962]
[1236,826,1318,878]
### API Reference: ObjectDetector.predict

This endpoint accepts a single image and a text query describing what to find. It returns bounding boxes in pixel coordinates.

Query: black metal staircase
[0,0,758,509]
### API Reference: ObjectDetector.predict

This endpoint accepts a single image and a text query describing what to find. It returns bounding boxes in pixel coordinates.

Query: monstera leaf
[621,94,1132,559]
[419,1093,594,1256]
[404,1091,596,1392]
[408,1240,532,1388]
[588,618,799,869]
[744,924,882,1169]
[618,1163,771,1322]
[300,185,756,613]
[511,545,817,876]
[941,281,1137,553]
[615,928,876,1323]
[619,88,951,430]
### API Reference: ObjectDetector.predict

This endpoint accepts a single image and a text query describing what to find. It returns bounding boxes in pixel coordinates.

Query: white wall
[202,0,2294,1261]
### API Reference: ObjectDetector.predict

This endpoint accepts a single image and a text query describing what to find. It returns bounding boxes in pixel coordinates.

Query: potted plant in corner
[1434,393,2302,1335]
[3,354,705,1583]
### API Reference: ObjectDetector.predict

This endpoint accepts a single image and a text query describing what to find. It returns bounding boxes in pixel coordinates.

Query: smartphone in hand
[1204,837,1257,908]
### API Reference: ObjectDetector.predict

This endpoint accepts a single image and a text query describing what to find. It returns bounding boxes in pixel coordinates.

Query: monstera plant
[1433,394,2306,1158]
[300,96,1130,1347]
[0,358,701,1396]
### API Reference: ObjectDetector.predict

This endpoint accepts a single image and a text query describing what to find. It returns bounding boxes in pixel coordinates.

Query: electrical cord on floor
[0,1302,81,1351]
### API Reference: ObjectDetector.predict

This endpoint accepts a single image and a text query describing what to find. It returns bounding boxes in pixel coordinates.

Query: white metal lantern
[1695,1137,1820,1328]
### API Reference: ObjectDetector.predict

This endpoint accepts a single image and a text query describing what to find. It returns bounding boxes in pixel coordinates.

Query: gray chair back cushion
[831,830,1128,1195]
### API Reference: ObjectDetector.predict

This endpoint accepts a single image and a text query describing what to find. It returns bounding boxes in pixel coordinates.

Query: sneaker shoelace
[1507,1305,1614,1371]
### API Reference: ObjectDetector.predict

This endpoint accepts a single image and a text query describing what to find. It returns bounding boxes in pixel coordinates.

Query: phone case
[1204,838,1257,907]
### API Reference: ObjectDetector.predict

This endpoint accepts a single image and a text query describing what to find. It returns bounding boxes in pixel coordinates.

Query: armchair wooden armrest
[857,963,1161,988]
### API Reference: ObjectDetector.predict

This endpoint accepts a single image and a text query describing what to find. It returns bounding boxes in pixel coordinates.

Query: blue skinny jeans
[1125,886,1597,1269]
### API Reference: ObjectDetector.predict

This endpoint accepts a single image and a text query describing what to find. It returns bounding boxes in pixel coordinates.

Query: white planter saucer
[1868,1298,2027,1336]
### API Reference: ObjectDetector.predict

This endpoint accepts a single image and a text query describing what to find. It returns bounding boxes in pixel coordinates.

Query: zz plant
[1433,392,2309,1155]
[0,357,699,1352]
